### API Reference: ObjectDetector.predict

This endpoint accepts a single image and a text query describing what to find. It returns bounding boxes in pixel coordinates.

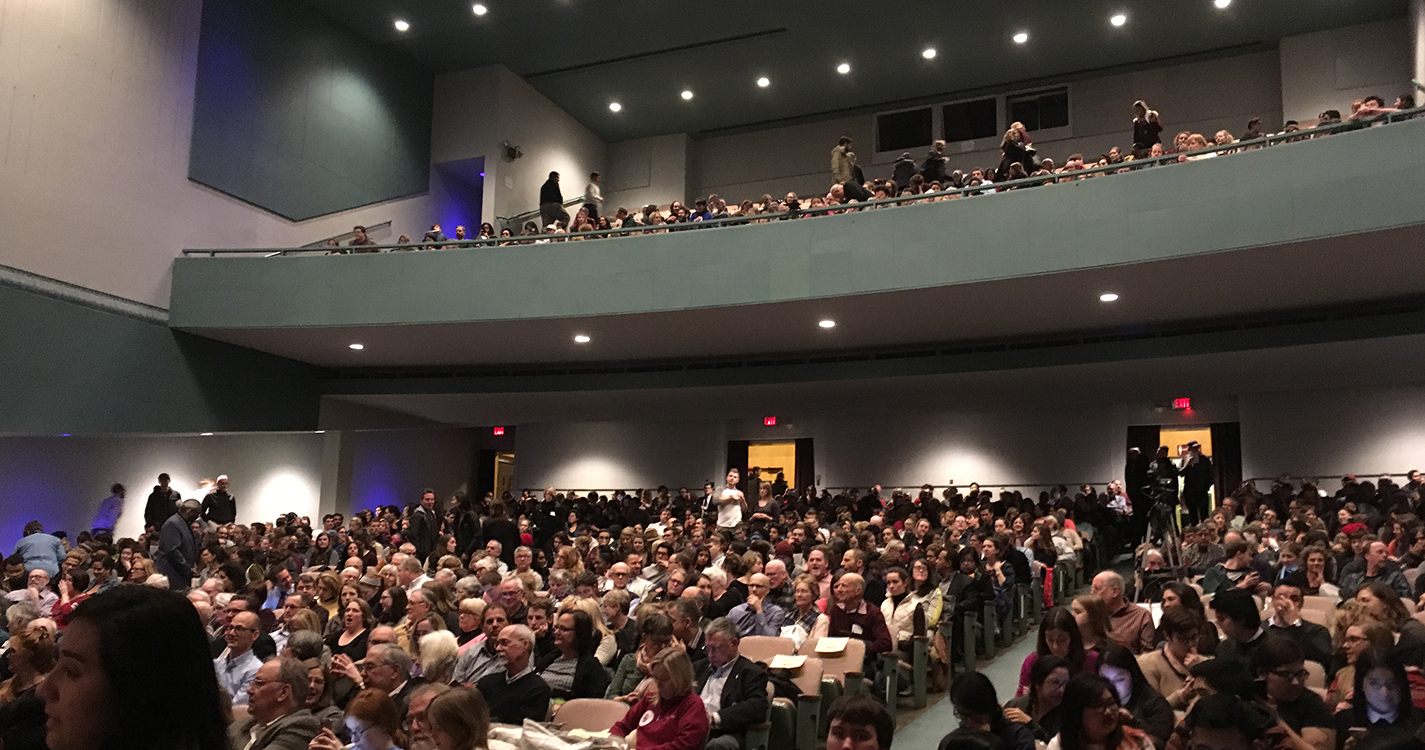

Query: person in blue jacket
[12,521,65,578]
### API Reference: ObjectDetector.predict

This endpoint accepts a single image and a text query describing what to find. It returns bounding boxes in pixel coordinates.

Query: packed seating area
[5,462,1425,750]
[247,95,1424,257]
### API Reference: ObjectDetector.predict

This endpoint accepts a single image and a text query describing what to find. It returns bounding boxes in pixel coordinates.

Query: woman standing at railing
[998,122,1035,181]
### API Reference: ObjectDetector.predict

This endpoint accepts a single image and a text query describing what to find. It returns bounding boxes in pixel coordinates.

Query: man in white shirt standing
[717,468,745,532]
[583,172,603,222]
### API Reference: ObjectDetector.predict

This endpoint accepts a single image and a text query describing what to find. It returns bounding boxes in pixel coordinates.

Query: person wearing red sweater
[611,648,708,750]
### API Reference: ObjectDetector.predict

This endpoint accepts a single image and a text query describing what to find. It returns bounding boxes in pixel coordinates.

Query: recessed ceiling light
[1100,293,1120,303]
[680,90,694,100]
[836,62,851,75]
[393,19,410,32]
[472,3,487,15]
[819,319,836,329]
[1110,13,1127,26]
[1013,31,1029,44]
[574,334,591,343]
[349,343,365,350]
[1214,0,1231,7]
[608,102,622,112]
[200,432,214,436]
[756,76,770,88]
[922,48,937,60]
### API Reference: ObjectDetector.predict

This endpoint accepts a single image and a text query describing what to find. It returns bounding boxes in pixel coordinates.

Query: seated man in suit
[696,617,771,750]
[229,656,321,750]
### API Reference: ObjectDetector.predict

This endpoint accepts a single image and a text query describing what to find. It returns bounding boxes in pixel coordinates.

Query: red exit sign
[1172,398,1191,410]
[763,417,777,426]
[492,426,506,436]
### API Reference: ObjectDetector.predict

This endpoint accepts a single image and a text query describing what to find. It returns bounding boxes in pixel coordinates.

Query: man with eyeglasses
[215,610,263,705]
[230,657,320,750]
[453,603,508,685]
[727,573,788,637]
[1250,637,1333,750]
[358,643,418,715]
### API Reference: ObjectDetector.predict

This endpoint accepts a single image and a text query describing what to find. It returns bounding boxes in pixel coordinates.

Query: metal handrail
[181,105,1425,257]
[495,197,584,230]
[298,220,392,250]
[521,482,1116,496]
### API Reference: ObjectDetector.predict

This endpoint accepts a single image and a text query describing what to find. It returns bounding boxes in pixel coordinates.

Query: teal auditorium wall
[0,285,322,434]
[172,117,1425,329]
[188,0,433,221]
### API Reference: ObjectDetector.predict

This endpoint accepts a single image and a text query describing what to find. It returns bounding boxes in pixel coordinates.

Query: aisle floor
[891,631,1038,747]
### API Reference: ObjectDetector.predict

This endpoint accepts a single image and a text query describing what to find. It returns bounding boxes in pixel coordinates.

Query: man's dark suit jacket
[694,655,770,736]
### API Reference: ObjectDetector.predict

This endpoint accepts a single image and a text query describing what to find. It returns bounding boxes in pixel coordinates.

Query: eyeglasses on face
[1270,669,1309,682]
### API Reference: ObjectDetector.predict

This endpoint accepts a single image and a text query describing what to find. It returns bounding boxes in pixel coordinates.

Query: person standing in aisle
[201,475,237,528]
[583,172,603,222]
[144,472,181,531]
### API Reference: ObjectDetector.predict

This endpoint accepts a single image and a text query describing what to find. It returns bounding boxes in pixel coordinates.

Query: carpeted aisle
[891,631,1038,746]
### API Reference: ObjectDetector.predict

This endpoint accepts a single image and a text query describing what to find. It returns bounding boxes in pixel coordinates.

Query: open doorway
[477,449,516,500]
[494,452,515,500]
[748,442,796,493]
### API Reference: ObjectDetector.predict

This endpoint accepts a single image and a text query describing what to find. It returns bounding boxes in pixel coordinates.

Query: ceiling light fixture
[836,62,851,75]
[573,334,591,343]
[1214,0,1231,7]
[819,319,836,329]
[1013,31,1029,44]
[348,343,365,350]
[393,19,410,31]
[681,90,694,100]
[201,432,214,436]
[1099,293,1120,303]
[1110,13,1127,26]
[922,48,937,60]
[608,102,622,112]
[756,76,770,88]
[472,3,487,15]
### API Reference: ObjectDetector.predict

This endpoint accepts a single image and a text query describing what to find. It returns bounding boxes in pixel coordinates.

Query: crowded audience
[6,458,1425,750]
[307,94,1420,254]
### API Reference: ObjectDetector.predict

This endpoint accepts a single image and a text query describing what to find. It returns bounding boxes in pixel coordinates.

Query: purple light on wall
[479,171,485,177]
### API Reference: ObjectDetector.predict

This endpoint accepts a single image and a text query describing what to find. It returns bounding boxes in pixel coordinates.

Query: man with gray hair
[360,643,419,714]
[477,624,551,725]
[696,617,771,750]
[229,656,320,750]
[1092,570,1154,654]
[398,556,430,594]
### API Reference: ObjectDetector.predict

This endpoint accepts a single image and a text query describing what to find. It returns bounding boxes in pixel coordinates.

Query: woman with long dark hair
[539,608,611,700]
[1005,654,1069,741]
[1017,607,1095,696]
[1047,673,1153,750]
[377,586,408,626]
[1158,582,1219,655]
[1334,646,1424,741]
[38,585,229,750]
[1094,644,1174,748]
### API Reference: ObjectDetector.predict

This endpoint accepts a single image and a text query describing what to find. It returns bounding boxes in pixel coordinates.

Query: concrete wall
[603,134,693,212]
[432,66,606,226]
[1280,19,1414,124]
[0,0,435,308]
[188,0,433,221]
[1240,385,1425,481]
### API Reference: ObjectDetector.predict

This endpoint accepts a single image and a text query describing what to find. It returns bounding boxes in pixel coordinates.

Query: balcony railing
[181,105,1425,258]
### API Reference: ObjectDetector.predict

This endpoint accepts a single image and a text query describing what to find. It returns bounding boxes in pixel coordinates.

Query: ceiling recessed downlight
[1099,293,1120,303]
[393,19,410,31]
[756,76,770,88]
[349,343,365,350]
[1013,31,1029,44]
[680,90,694,100]
[573,334,591,343]
[922,48,937,60]
[608,102,622,112]
[836,62,851,75]
[818,319,836,329]
[1110,13,1127,26]
[472,3,487,14]
[201,432,214,436]
[1214,0,1231,7]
